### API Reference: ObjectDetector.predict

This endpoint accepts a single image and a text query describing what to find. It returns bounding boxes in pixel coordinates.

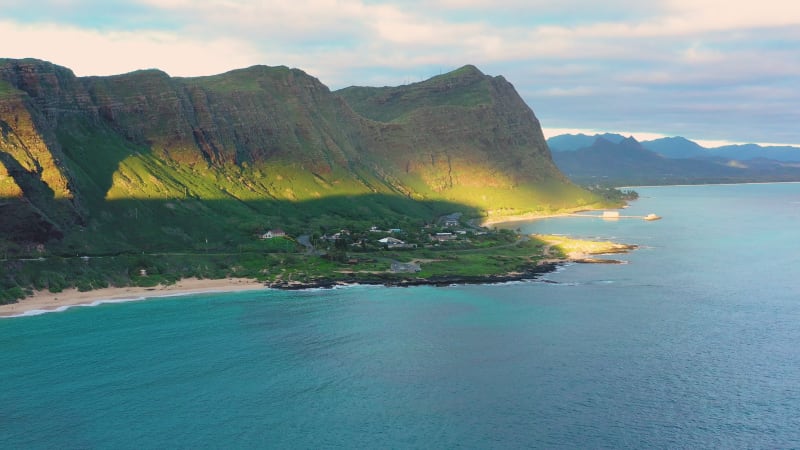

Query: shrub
[0,287,26,304]
[76,280,93,292]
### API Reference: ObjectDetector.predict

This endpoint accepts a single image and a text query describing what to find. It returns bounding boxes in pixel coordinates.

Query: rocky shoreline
[2,240,637,317]
[264,261,563,290]
[264,241,638,290]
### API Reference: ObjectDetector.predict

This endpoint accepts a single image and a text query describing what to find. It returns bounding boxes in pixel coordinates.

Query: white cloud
[537,87,596,97]
[664,0,800,32]
[0,20,262,76]
[136,0,372,40]
[2,0,800,144]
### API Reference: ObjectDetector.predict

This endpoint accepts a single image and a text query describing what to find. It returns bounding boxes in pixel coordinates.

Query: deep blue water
[2,183,800,448]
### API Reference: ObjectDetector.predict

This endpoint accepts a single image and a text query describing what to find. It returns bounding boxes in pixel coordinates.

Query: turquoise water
[2,183,800,448]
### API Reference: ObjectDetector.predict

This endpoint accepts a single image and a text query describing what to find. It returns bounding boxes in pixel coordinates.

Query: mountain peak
[335,65,498,123]
[621,135,640,145]
[421,64,488,87]
[453,64,484,76]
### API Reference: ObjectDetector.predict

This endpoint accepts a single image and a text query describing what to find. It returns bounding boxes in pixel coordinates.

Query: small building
[378,236,415,249]
[602,211,620,220]
[379,236,404,245]
[261,228,287,239]
[441,212,462,227]
[431,232,457,242]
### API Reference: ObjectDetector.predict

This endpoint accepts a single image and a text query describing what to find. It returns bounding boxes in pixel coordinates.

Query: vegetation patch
[1,220,639,302]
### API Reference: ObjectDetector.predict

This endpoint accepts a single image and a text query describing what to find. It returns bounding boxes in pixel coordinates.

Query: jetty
[569,211,662,221]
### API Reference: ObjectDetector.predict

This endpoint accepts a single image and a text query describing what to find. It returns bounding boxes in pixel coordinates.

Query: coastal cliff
[1,58,603,256]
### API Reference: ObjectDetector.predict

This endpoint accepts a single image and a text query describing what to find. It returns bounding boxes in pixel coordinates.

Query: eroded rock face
[79,65,366,169]
[0,58,587,250]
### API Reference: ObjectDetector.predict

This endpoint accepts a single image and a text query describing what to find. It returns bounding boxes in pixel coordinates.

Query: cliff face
[0,58,594,253]
[341,66,566,191]
[0,60,87,243]
[81,66,365,169]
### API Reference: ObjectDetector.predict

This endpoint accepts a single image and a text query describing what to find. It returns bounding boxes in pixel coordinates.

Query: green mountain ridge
[1,58,602,256]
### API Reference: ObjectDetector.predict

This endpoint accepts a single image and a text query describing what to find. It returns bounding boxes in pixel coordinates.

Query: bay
[2,183,800,448]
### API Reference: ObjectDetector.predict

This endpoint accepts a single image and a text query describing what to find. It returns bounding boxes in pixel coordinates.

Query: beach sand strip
[0,277,265,318]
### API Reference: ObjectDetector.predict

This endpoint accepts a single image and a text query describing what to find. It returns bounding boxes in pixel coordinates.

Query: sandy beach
[0,277,266,318]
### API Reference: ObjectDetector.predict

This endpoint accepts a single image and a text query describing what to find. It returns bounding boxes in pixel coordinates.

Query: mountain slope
[337,65,589,214]
[641,136,708,159]
[711,144,800,162]
[0,59,600,255]
[641,137,800,161]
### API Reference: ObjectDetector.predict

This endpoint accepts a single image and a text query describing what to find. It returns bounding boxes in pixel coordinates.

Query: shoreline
[0,263,566,318]
[1,236,637,318]
[0,277,265,318]
[263,261,563,290]
[619,180,800,189]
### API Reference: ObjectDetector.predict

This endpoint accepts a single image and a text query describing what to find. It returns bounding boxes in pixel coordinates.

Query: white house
[261,228,287,239]
[378,236,413,249]
[379,236,404,245]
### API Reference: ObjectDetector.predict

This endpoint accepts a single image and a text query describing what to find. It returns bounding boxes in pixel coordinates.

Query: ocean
[2,183,800,448]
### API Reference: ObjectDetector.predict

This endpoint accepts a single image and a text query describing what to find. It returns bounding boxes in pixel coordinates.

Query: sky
[2,0,799,147]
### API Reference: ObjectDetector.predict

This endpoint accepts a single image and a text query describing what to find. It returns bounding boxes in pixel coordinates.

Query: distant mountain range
[548,133,800,185]
[549,133,800,162]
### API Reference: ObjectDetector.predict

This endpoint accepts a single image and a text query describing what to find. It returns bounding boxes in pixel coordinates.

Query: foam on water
[1,290,255,319]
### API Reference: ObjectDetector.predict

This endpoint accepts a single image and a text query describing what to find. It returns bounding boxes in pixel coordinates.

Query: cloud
[1,0,800,144]
[0,20,262,76]
[664,0,800,32]
[536,87,597,97]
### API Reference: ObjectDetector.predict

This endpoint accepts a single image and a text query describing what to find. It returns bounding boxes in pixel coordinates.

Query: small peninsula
[1,222,637,316]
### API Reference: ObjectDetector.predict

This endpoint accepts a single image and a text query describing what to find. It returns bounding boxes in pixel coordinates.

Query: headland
[1,234,636,318]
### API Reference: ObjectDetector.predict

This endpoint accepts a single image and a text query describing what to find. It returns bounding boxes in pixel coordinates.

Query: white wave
[0,289,255,319]
[2,296,150,318]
